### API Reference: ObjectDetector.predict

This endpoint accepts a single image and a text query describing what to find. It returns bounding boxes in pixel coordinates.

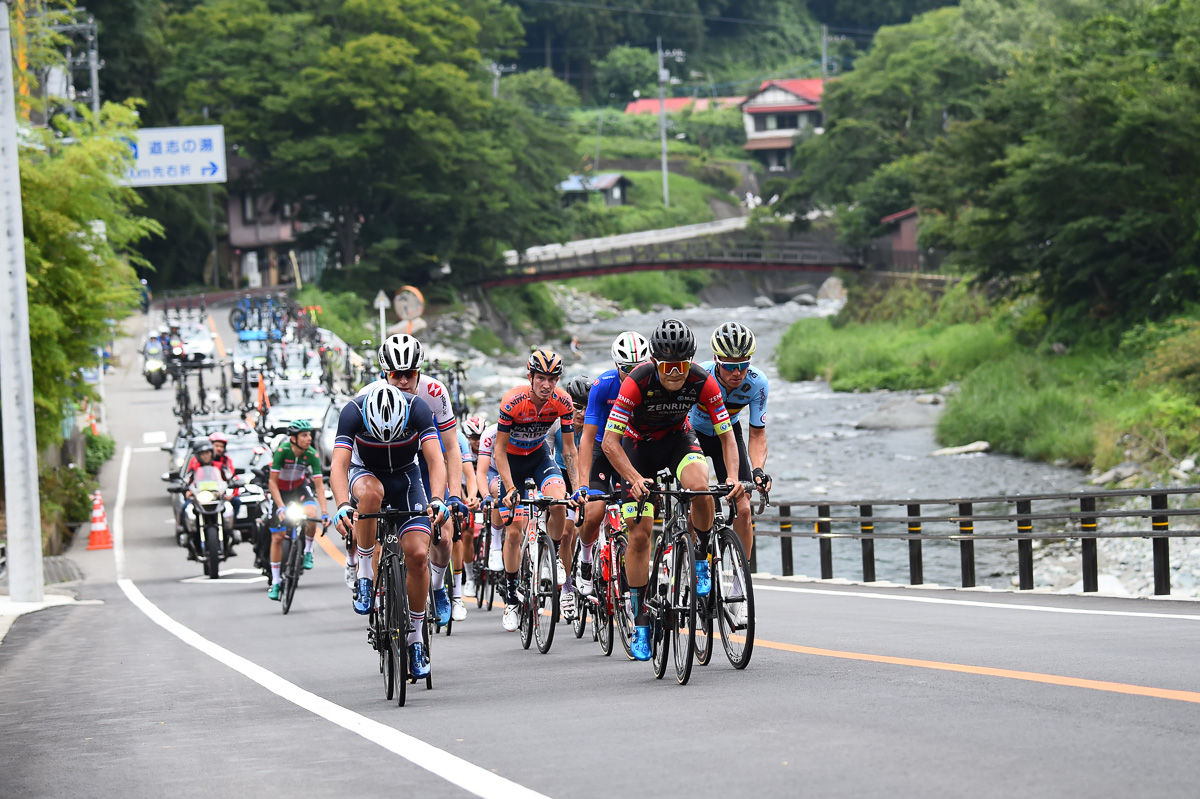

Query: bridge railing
[747,487,1200,595]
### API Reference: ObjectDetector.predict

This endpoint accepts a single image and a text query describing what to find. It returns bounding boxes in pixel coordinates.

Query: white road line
[132,446,163,453]
[756,584,1200,621]
[113,445,132,581]
[142,431,167,444]
[111,436,551,799]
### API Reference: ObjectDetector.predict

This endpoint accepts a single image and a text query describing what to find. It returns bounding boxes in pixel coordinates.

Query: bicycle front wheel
[670,540,698,685]
[716,527,755,669]
[518,546,534,650]
[648,543,671,680]
[534,535,558,654]
[612,535,635,661]
[281,531,302,614]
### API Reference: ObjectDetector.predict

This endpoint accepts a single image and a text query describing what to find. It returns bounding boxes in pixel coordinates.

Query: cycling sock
[345,538,358,566]
[628,584,647,626]
[429,560,448,589]
[562,574,573,593]
[270,563,281,585]
[580,543,593,564]
[694,525,713,553]
[356,546,375,580]
[505,571,519,602]
[490,527,504,550]
[408,611,425,645]
[452,569,463,598]
[304,535,315,554]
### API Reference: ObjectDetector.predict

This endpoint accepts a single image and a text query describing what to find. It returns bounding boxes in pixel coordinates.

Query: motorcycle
[144,342,167,389]
[170,475,243,579]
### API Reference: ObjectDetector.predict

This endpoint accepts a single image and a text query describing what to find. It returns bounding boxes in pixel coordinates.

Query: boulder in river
[793,293,817,306]
[753,295,775,308]
[1090,464,1140,486]
[855,397,944,429]
[930,441,990,456]
[817,276,847,301]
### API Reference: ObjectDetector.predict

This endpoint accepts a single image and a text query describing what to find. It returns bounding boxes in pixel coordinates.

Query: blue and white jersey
[458,430,476,465]
[335,393,439,474]
[582,368,624,444]
[688,362,769,435]
[548,421,583,471]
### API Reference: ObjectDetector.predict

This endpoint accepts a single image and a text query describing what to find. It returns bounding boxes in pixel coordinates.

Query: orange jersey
[496,385,574,455]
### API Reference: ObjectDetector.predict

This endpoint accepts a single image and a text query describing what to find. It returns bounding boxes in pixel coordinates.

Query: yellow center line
[206,314,226,359]
[319,543,1195,703]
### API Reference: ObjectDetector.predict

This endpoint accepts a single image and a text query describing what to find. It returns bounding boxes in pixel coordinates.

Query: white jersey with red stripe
[477,423,499,460]
[357,375,456,434]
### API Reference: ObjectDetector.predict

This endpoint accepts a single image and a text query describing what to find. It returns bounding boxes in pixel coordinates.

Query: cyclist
[549,373,590,620]
[601,319,745,661]
[265,420,329,601]
[573,331,650,597]
[474,420,505,573]
[450,425,479,620]
[690,323,771,583]
[355,334,464,626]
[331,382,448,679]
[460,415,488,598]
[494,350,580,633]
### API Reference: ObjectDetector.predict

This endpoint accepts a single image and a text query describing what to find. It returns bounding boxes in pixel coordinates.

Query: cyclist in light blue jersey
[688,322,772,560]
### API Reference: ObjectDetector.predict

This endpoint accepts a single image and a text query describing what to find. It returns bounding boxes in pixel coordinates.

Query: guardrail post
[1080,496,1098,592]
[958,502,975,588]
[1152,493,1170,595]
[860,504,876,582]
[907,504,923,585]
[1016,499,1034,590]
[779,504,793,577]
[817,504,832,579]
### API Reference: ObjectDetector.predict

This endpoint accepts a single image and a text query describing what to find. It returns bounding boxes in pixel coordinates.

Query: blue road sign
[122,125,227,187]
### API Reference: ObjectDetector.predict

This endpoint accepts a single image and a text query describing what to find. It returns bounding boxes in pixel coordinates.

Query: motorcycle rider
[182,440,235,560]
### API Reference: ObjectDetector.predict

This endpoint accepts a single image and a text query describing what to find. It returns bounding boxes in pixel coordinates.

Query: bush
[468,325,508,355]
[296,286,371,347]
[490,284,564,335]
[84,430,116,475]
[565,270,714,311]
[40,464,94,526]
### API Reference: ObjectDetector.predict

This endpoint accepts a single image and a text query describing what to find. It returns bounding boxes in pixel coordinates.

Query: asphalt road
[3,308,1200,798]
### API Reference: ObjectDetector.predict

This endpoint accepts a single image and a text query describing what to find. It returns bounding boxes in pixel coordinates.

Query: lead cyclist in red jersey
[601,319,745,661]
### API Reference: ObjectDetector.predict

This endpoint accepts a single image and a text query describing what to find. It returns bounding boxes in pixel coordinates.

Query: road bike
[357,507,431,706]
[639,480,747,685]
[504,479,572,654]
[572,492,634,658]
[217,362,235,413]
[692,490,762,670]
[473,498,503,612]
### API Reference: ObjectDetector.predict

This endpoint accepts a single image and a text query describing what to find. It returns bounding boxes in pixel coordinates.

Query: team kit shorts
[348,463,433,537]
[619,431,706,519]
[499,444,564,498]
[695,420,753,484]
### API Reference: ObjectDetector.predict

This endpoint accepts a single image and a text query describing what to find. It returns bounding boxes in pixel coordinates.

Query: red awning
[743,136,795,151]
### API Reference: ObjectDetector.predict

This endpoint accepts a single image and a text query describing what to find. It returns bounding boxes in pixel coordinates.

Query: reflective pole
[0,2,44,602]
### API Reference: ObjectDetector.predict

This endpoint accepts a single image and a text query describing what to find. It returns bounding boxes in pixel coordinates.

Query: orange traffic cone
[87,490,113,550]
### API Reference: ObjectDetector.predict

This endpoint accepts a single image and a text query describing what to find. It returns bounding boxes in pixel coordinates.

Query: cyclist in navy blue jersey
[330,383,448,678]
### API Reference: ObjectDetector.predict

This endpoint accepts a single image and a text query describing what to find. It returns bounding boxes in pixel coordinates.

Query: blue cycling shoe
[433,586,452,626]
[631,625,652,661]
[408,642,431,678]
[353,577,373,615]
[695,558,711,596]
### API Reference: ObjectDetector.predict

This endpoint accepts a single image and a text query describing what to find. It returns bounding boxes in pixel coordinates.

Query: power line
[517,0,778,27]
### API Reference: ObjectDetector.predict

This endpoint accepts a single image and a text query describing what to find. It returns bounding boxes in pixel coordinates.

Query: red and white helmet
[463,415,487,437]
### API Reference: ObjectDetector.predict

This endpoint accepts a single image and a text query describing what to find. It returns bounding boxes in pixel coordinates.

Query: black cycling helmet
[193,440,214,456]
[563,374,591,406]
[649,318,696,361]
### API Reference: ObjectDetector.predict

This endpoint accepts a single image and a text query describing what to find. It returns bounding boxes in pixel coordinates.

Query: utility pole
[657,37,669,208]
[87,20,99,114]
[0,1,45,603]
[821,24,828,81]
[594,111,604,172]
[488,63,517,99]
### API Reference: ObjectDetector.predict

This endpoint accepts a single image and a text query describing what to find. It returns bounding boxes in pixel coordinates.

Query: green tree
[594,45,657,105]
[913,0,1200,325]
[500,68,580,108]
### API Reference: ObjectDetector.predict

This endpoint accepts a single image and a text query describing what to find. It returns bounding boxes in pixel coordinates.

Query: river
[450,296,1089,590]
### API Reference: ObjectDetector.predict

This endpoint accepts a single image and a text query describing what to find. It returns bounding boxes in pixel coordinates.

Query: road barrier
[748,487,1200,595]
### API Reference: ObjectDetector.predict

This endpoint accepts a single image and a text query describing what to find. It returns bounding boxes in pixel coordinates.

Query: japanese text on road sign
[122,125,226,187]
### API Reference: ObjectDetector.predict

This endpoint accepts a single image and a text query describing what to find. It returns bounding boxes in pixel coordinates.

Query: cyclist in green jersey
[266,419,330,600]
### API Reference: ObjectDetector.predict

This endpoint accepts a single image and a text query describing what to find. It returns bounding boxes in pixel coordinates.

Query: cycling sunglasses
[716,360,751,372]
[656,360,689,377]
[388,369,419,380]
[572,403,586,412]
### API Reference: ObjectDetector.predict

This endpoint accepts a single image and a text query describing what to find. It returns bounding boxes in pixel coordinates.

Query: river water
[453,297,1090,589]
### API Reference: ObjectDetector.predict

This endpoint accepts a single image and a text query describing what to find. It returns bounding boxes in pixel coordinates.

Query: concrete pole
[657,37,669,208]
[821,25,828,81]
[88,22,99,115]
[0,1,45,602]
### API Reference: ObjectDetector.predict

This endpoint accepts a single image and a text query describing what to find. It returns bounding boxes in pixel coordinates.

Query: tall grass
[565,270,714,311]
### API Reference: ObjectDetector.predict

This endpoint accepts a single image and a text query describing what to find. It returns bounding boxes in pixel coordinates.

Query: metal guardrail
[747,487,1200,595]
[503,216,751,266]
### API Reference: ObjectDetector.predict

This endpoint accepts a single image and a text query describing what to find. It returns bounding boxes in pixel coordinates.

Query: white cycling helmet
[610,331,650,371]
[463,415,487,437]
[362,383,410,442]
[378,334,424,372]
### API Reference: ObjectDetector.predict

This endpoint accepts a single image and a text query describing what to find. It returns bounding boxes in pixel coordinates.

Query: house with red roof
[739,78,824,173]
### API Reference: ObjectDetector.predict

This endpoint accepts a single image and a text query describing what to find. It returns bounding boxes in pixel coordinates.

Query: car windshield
[145,341,163,355]
[271,388,325,407]
[237,341,270,357]
[226,443,265,471]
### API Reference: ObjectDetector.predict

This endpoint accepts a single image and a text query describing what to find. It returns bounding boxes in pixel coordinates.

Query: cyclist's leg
[349,469,384,581]
[729,422,754,553]
[580,447,615,549]
[676,432,714,535]
[419,458,453,601]
[620,439,658,621]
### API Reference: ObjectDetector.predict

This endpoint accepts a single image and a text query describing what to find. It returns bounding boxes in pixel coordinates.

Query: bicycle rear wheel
[392,556,411,705]
[648,543,670,680]
[534,534,558,654]
[612,535,635,660]
[695,542,714,667]
[670,540,698,685]
[595,575,614,656]
[281,530,302,614]
[377,561,395,701]
[571,540,587,639]
[716,527,755,669]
